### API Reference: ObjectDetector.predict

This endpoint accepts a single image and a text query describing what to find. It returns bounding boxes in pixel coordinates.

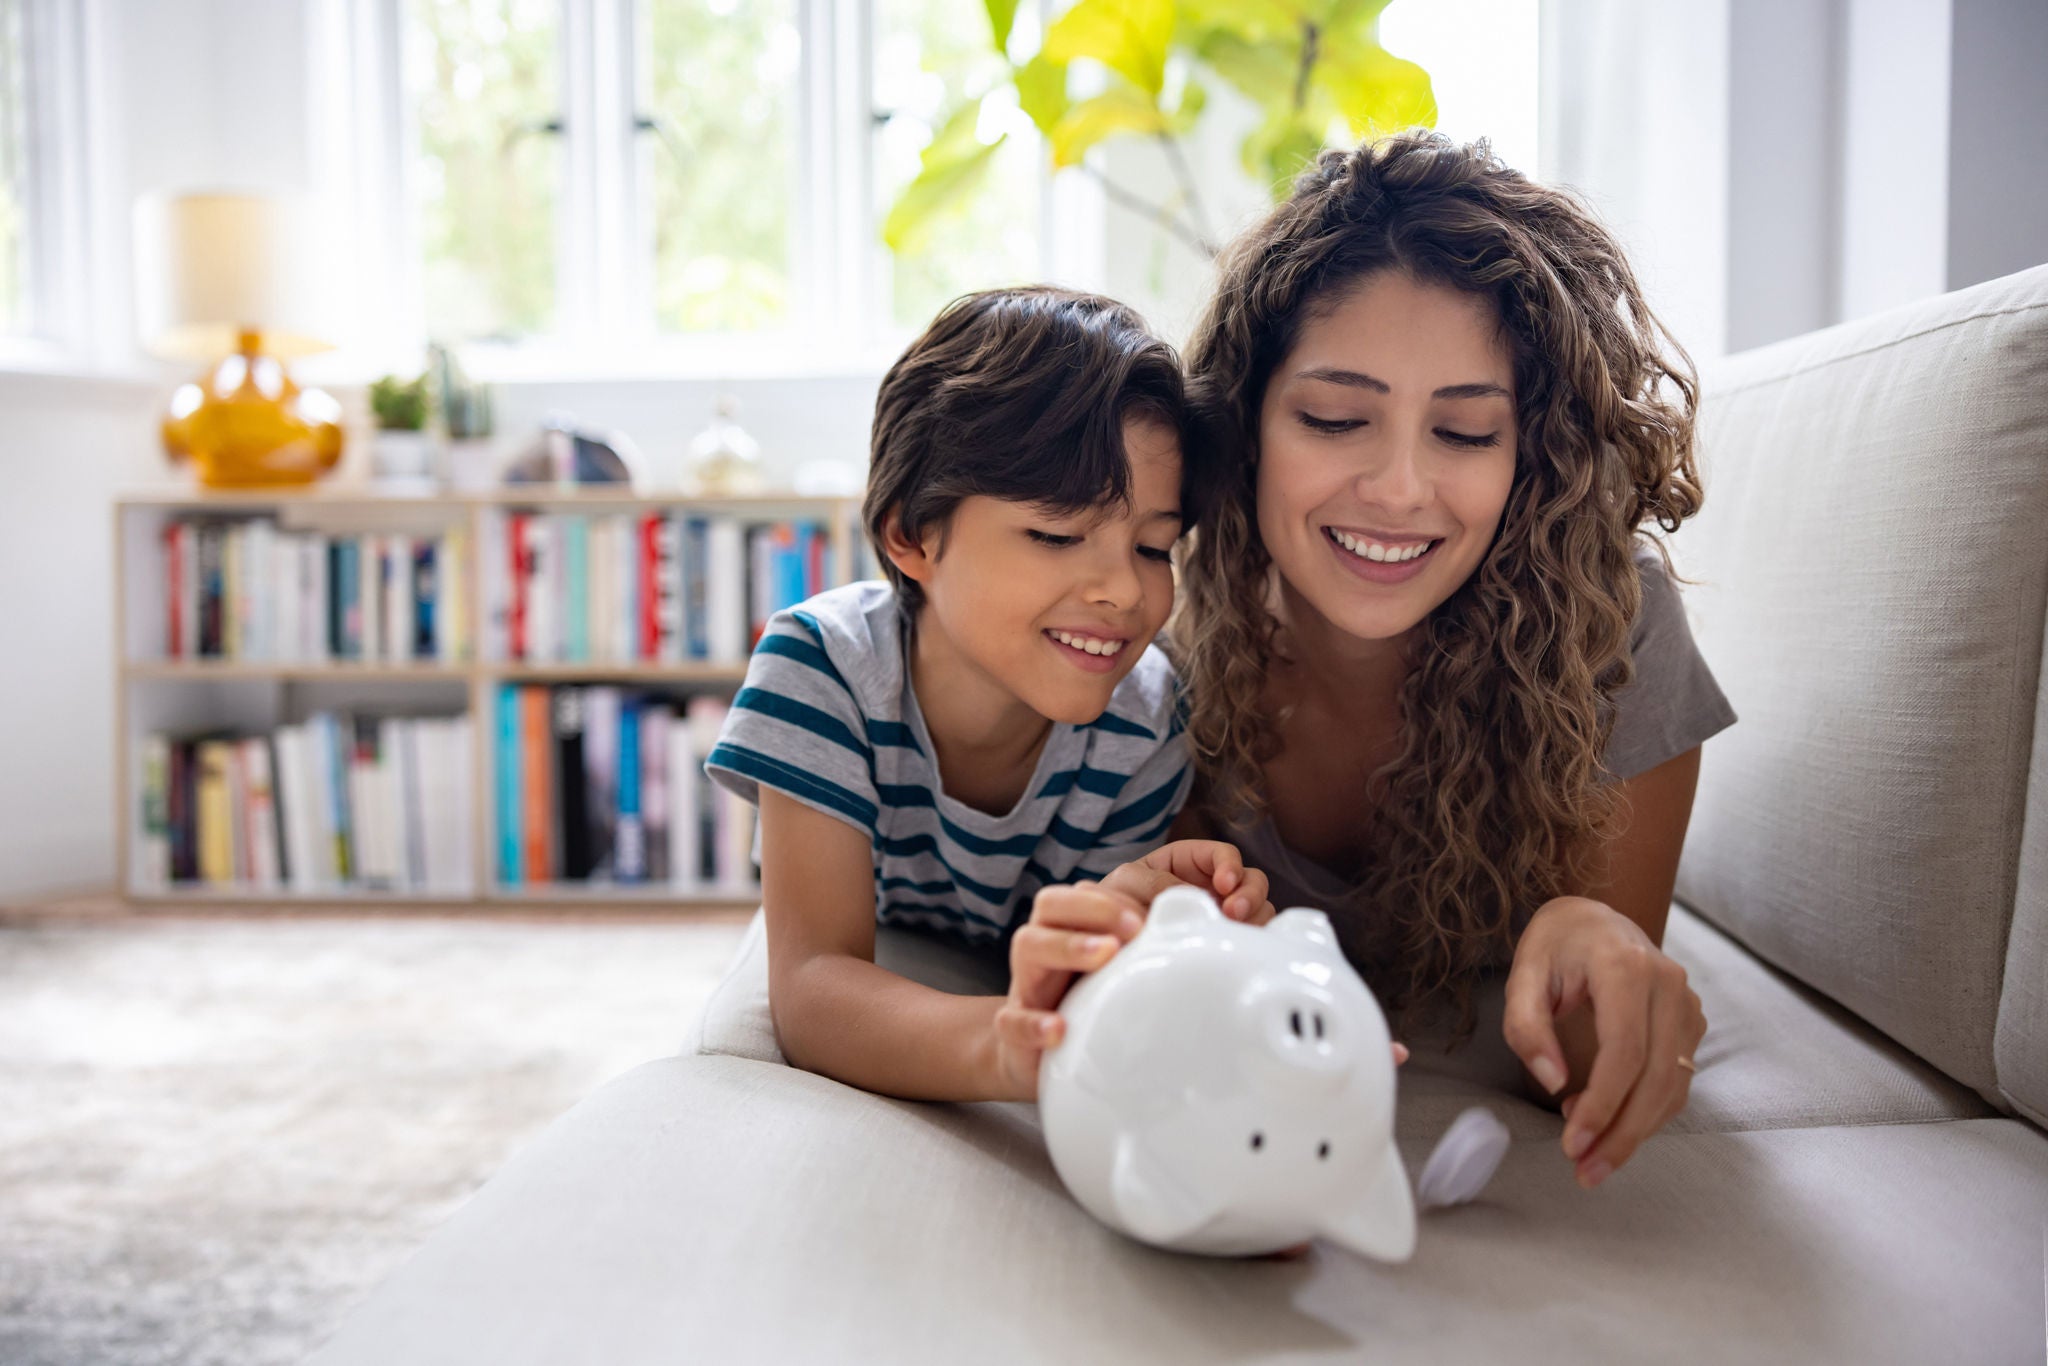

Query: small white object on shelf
[683,395,763,496]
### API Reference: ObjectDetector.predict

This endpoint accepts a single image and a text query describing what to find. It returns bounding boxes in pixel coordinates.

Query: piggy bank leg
[1319,1146,1417,1263]
[1110,1134,1226,1246]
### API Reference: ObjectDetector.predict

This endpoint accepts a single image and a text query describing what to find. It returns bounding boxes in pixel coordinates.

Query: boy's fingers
[996,1006,1061,1053]
[1032,884,1145,939]
[1013,924,1121,975]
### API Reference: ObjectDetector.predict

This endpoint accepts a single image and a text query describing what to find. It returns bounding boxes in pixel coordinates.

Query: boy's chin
[1018,674,1124,727]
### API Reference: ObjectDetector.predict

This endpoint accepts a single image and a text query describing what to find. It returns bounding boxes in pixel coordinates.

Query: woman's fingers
[1558,948,1654,1168]
[1392,1042,1410,1068]
[1575,962,1701,1186]
[1501,951,1571,1097]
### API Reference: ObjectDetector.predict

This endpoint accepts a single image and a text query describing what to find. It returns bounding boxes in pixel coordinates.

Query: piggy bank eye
[1317,1141,1331,1160]
[1250,1132,1265,1152]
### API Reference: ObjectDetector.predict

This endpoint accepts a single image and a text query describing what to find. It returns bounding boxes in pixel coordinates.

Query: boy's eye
[1437,428,1502,448]
[1137,545,1174,563]
[1026,529,1079,548]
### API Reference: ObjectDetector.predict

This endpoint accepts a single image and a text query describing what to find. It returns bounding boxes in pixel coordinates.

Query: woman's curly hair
[1174,130,1704,1027]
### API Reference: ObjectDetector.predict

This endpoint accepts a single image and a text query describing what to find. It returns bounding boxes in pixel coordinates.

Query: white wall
[0,376,162,901]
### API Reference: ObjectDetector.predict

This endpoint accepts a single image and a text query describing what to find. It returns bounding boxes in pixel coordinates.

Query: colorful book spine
[614,693,645,883]
[565,516,590,662]
[520,685,552,881]
[497,684,522,884]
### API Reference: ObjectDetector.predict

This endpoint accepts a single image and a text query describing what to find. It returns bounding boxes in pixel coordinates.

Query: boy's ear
[879,508,941,585]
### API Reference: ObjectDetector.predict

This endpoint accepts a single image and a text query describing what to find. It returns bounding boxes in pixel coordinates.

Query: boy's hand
[1099,839,1276,923]
[994,883,1145,1101]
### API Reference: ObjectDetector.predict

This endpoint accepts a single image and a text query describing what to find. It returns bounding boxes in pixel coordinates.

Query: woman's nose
[1355,434,1430,513]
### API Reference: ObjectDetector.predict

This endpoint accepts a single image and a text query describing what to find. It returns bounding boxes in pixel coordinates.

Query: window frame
[0,0,115,375]
[328,0,1097,382]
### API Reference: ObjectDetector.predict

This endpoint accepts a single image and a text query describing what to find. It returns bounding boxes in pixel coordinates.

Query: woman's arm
[1500,746,1709,1187]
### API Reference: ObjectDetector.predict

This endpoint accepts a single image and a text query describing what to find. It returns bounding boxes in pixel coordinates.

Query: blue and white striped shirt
[705,581,1192,944]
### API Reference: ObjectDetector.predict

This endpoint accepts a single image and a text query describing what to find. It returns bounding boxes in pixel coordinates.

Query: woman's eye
[1298,412,1362,434]
[1027,530,1079,548]
[1437,429,1502,449]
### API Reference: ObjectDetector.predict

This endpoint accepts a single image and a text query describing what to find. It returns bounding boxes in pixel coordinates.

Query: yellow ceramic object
[162,330,345,487]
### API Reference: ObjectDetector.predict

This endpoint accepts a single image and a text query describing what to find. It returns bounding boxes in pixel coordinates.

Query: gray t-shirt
[705,582,1193,945]
[1234,545,1737,917]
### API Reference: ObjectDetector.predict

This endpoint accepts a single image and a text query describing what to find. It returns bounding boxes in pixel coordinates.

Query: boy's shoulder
[758,580,905,716]
[1090,642,1185,747]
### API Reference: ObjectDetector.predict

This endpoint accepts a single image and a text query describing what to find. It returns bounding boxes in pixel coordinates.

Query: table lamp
[134,192,344,487]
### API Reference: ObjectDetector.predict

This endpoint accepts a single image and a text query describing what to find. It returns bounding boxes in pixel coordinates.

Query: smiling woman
[1174,130,1735,1192]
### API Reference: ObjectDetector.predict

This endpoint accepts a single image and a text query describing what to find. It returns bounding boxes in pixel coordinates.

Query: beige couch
[313,266,2048,1364]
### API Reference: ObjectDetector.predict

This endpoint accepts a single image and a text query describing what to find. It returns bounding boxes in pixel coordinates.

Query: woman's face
[1255,271,1518,650]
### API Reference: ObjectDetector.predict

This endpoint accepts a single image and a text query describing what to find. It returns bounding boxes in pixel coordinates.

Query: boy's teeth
[1051,630,1124,656]
[1329,529,1434,563]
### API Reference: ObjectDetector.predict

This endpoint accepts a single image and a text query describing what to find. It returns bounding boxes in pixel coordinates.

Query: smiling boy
[705,287,1271,1103]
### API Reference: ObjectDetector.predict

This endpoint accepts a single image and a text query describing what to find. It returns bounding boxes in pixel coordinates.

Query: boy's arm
[759,788,1014,1102]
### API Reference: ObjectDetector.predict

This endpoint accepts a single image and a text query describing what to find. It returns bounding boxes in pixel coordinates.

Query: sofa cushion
[697,905,1995,1138]
[310,1053,2048,1366]
[1997,621,2048,1126]
[1677,263,2048,1099]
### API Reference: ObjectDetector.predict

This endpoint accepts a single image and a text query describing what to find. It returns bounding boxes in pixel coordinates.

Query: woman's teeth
[1049,630,1125,657]
[1328,529,1436,563]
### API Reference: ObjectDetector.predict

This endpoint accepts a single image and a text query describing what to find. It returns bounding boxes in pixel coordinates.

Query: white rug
[0,914,749,1366]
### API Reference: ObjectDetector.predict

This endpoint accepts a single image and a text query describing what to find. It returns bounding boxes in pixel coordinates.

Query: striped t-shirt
[705,581,1192,945]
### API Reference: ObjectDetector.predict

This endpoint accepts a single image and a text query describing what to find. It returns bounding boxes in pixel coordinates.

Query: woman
[1172,130,1736,1190]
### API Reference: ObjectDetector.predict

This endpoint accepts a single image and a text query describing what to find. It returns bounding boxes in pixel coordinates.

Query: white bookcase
[114,486,861,911]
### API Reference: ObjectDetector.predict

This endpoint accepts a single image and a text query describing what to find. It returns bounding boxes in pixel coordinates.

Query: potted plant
[368,372,435,485]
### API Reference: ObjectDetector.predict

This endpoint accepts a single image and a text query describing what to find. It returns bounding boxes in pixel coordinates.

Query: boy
[707,287,1270,1105]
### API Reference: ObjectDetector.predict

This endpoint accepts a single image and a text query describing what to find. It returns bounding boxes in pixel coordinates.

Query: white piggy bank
[1038,885,1416,1260]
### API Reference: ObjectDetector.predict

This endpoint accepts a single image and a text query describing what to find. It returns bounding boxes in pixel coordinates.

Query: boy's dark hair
[864,285,1214,617]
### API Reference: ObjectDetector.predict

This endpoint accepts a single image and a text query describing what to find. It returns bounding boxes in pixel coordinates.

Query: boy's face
[899,416,1184,726]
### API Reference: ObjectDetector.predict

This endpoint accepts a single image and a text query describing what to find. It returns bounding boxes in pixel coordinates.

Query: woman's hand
[1501,895,1706,1190]
[1097,839,1276,923]
[992,883,1147,1101]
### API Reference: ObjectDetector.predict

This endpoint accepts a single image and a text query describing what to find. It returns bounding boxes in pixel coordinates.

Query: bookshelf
[114,486,863,912]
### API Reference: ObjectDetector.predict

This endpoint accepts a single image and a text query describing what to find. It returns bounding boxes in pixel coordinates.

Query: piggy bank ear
[1110,1133,1225,1246]
[1319,1143,1416,1263]
[1148,885,1224,936]
[1269,908,1342,956]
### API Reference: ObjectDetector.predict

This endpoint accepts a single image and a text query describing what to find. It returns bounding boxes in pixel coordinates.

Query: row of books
[137,713,474,893]
[159,519,472,664]
[495,685,756,890]
[481,512,833,666]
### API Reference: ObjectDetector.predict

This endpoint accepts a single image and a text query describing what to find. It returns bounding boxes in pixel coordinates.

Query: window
[391,0,1061,364]
[0,0,92,361]
[0,0,27,336]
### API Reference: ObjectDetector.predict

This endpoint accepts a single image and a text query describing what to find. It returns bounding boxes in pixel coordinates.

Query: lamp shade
[134,192,334,360]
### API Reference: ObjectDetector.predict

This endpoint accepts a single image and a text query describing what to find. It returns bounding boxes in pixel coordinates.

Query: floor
[0,893,749,1366]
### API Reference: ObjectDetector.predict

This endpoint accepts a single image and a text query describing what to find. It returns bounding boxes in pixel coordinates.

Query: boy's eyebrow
[1147,508,1183,523]
[1297,366,1510,401]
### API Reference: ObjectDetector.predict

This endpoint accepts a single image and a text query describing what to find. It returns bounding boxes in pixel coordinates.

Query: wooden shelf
[115,487,819,914]
[125,660,472,682]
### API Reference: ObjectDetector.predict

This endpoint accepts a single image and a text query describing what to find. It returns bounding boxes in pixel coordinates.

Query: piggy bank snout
[1244,982,1353,1076]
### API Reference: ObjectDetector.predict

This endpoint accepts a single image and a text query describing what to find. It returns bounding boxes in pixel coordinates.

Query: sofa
[312,265,2048,1364]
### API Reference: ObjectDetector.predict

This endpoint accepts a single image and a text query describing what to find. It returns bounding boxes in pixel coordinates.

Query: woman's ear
[880,509,939,586]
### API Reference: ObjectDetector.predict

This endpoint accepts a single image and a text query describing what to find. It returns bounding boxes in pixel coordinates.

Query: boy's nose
[1083,553,1145,609]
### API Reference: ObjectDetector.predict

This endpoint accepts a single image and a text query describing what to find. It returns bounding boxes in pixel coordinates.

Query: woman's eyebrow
[1296,367,1509,401]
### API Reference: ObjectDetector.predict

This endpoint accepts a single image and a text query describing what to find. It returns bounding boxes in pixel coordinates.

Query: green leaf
[1193,27,1300,107]
[1044,0,1175,97]
[1313,33,1436,136]
[985,0,1020,55]
[1015,53,1070,134]
[1242,108,1326,197]
[1176,0,1307,44]
[882,103,1007,253]
[1170,77,1208,134]
[1049,88,1171,168]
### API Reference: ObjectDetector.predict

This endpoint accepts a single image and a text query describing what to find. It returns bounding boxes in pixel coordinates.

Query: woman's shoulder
[1604,540,1738,780]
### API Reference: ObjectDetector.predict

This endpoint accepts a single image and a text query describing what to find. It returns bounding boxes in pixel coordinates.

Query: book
[520,685,552,881]
[642,703,670,884]
[614,692,645,883]
[565,516,590,662]
[497,684,522,884]
[553,687,593,879]
[242,736,282,890]
[667,714,698,890]
[706,519,746,665]
[681,516,710,660]
[582,685,620,878]
[139,734,170,888]
[196,739,233,887]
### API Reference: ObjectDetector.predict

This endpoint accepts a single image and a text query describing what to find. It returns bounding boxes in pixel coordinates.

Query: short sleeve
[705,614,880,836]
[1071,729,1195,874]
[1602,547,1739,782]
